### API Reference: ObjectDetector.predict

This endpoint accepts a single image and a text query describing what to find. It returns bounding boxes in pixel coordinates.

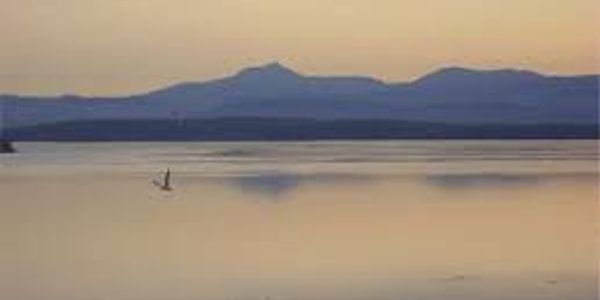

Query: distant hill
[1,63,598,135]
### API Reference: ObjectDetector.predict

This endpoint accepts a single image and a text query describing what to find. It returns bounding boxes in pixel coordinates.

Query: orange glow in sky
[1,0,598,95]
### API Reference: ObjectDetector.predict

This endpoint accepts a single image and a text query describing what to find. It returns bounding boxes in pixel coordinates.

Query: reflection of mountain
[227,173,303,198]
[425,172,599,189]
[224,173,374,198]
[2,62,598,129]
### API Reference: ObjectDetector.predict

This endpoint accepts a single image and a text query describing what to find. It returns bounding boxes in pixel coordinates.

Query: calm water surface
[1,140,598,300]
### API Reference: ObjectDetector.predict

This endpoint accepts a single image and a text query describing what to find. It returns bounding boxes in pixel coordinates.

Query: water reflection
[217,171,598,198]
[222,172,375,198]
[425,173,541,189]
[1,172,596,300]
[424,172,598,189]
[227,173,302,197]
[0,141,597,300]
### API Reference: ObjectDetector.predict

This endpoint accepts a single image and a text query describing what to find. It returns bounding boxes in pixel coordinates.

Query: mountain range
[1,63,598,129]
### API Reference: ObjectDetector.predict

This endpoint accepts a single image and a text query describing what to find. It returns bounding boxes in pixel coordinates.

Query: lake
[0,140,597,300]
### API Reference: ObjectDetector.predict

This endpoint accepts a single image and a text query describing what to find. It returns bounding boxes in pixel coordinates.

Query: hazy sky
[2,0,598,96]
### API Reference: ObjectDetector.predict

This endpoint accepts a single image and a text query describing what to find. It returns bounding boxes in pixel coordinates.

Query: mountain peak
[234,62,302,80]
[263,61,291,71]
[415,66,544,86]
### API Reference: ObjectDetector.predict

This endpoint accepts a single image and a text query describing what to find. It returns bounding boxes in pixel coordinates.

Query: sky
[1,0,599,96]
